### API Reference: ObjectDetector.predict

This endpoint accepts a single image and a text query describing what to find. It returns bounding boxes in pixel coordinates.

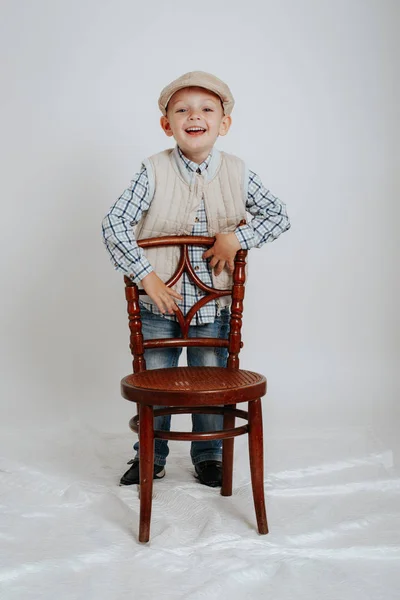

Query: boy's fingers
[161,298,175,315]
[167,288,183,300]
[210,257,219,269]
[202,247,214,259]
[154,293,171,315]
[155,300,166,314]
[214,260,226,276]
[165,294,179,312]
[170,302,180,314]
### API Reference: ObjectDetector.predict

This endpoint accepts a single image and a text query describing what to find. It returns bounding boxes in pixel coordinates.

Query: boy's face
[160,87,232,161]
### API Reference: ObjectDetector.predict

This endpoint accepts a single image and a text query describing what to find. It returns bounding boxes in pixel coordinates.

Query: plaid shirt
[102,146,290,325]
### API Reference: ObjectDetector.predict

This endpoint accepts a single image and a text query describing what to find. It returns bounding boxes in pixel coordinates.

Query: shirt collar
[177,145,212,174]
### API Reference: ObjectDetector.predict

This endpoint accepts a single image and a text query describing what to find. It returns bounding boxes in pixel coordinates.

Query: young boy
[102,71,290,488]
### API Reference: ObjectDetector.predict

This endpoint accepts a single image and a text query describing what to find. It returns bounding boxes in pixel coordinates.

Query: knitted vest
[135,146,248,308]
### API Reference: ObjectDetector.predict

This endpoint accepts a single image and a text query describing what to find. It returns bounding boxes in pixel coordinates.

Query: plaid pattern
[102,145,290,324]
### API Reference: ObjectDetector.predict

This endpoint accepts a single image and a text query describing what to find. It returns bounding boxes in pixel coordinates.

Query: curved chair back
[124,235,247,373]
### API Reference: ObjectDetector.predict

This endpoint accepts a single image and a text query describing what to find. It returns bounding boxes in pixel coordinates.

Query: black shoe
[194,460,223,487]
[119,458,166,486]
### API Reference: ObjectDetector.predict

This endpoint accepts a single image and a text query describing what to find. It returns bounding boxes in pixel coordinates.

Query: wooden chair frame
[120,234,268,542]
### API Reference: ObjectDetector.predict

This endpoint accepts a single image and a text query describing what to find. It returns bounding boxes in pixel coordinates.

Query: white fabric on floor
[1,425,399,599]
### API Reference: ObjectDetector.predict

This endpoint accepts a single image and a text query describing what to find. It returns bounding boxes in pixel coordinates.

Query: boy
[102,71,290,488]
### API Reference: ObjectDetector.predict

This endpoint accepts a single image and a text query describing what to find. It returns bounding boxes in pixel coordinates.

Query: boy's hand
[141,272,183,315]
[202,232,241,277]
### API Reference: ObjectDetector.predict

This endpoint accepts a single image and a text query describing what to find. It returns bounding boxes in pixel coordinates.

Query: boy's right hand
[141,272,183,315]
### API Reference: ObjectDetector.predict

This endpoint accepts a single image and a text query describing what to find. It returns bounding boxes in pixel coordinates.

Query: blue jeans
[133,304,231,466]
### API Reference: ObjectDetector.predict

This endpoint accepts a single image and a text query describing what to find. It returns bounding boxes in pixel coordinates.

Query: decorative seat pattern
[122,366,266,405]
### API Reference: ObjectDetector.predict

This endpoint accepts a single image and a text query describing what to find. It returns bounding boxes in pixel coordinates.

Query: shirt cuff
[234,224,257,250]
[126,258,153,284]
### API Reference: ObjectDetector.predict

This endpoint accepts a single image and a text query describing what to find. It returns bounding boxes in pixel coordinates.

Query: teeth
[186,127,205,132]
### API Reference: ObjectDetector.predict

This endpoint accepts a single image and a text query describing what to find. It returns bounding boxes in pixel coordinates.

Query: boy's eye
[176,107,213,113]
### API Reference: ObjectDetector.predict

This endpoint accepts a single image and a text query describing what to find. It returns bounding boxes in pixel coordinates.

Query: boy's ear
[160,116,174,137]
[219,115,232,137]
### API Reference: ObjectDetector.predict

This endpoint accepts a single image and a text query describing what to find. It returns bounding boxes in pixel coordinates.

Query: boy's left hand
[202,232,241,277]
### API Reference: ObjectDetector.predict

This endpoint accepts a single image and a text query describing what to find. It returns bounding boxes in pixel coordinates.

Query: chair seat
[121,366,266,406]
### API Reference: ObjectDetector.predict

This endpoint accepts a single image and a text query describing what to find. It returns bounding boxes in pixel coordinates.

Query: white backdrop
[2,0,398,431]
[1,1,399,597]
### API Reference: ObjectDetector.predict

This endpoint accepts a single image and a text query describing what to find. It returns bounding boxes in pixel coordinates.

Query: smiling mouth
[185,127,206,136]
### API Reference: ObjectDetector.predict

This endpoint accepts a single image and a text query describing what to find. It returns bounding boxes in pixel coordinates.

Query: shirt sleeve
[101,165,154,283]
[235,169,291,250]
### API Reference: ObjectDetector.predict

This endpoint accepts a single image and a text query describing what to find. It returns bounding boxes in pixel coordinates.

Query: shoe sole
[193,472,222,487]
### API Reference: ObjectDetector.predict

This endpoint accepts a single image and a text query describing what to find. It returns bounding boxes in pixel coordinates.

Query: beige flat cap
[158,71,234,116]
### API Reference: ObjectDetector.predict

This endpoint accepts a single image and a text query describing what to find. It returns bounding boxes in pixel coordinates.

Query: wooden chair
[120,234,268,543]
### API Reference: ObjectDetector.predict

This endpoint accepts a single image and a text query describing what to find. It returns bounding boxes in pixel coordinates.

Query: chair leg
[138,404,154,543]
[248,399,269,534]
[221,404,235,496]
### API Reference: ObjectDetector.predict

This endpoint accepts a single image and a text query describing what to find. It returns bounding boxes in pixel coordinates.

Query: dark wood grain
[227,249,246,370]
[138,404,154,543]
[221,403,236,497]
[120,232,269,542]
[124,278,146,374]
[121,367,266,406]
[248,399,269,534]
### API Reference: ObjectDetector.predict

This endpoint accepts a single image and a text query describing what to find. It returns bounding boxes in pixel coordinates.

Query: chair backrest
[124,235,248,373]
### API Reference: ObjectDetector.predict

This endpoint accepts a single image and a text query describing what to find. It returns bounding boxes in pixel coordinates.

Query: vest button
[195,217,199,222]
